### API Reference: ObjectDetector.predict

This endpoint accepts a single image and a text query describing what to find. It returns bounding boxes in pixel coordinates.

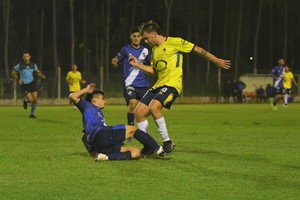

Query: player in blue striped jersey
[112,27,151,126]
[270,58,285,110]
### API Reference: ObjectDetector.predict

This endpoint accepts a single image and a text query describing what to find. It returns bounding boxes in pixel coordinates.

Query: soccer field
[0,104,299,200]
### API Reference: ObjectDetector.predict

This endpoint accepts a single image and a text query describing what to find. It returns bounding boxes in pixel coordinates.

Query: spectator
[2,78,13,99]
[256,85,265,103]
[235,78,246,103]
[223,79,232,103]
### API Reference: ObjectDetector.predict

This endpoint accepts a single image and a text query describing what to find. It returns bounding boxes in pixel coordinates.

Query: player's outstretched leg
[133,129,166,157]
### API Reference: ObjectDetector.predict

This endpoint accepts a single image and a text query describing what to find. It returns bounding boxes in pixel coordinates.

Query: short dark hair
[140,21,161,35]
[85,89,104,102]
[130,26,140,35]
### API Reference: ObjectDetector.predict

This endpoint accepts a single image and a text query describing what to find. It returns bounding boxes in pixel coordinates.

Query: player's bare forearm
[69,83,95,103]
[194,46,231,70]
[292,79,298,86]
[136,63,155,75]
[11,71,19,81]
[36,70,46,79]
[128,55,156,75]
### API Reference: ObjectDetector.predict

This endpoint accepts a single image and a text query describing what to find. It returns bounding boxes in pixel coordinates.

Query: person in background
[283,66,297,108]
[223,79,232,103]
[235,78,246,103]
[2,78,13,99]
[66,64,86,110]
[12,52,46,118]
[256,85,265,103]
[111,27,151,126]
[270,58,285,110]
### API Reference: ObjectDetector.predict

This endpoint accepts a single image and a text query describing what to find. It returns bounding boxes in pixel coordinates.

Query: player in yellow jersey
[66,64,86,109]
[283,66,297,107]
[129,21,231,155]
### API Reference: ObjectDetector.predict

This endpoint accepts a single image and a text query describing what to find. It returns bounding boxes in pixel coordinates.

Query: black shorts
[93,125,126,154]
[275,87,284,95]
[21,81,37,95]
[284,88,292,95]
[124,86,149,105]
[140,86,179,109]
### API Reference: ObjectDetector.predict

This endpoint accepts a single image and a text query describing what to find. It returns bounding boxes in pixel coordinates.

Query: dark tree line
[1,0,300,87]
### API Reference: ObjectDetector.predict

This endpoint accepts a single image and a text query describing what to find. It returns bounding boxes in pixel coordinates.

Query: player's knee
[149,104,160,114]
[133,108,144,118]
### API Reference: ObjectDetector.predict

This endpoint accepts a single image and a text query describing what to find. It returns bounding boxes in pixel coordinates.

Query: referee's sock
[30,103,37,115]
[134,129,160,151]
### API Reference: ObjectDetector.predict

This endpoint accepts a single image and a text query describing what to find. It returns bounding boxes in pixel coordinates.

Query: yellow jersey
[66,71,82,92]
[283,71,294,89]
[151,37,195,94]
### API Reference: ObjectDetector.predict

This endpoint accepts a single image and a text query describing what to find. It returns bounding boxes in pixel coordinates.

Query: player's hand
[18,79,24,85]
[216,59,231,70]
[41,74,46,79]
[111,57,118,68]
[128,55,138,67]
[86,83,96,93]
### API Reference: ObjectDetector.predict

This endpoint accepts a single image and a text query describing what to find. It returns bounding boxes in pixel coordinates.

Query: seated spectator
[256,85,265,103]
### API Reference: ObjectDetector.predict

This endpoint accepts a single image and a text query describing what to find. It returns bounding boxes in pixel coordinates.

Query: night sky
[1,0,300,81]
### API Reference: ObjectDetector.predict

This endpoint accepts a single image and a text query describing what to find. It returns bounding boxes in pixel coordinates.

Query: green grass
[0,103,300,200]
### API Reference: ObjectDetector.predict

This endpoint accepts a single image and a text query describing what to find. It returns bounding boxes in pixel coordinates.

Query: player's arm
[69,83,95,104]
[128,55,156,76]
[111,56,119,68]
[193,46,231,69]
[292,77,298,86]
[270,73,279,80]
[65,72,72,84]
[36,69,46,79]
[12,70,19,81]
[12,69,23,85]
[79,72,87,84]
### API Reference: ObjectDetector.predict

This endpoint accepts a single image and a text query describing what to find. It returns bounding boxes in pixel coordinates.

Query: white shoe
[95,153,109,161]
[154,146,166,157]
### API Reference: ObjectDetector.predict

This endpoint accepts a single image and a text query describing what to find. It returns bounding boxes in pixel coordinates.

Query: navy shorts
[21,81,37,95]
[275,87,284,95]
[284,88,292,95]
[140,86,179,109]
[124,86,149,105]
[93,125,126,154]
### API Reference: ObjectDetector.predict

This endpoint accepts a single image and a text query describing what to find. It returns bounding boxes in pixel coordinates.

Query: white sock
[284,94,288,104]
[155,117,170,142]
[137,120,149,133]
